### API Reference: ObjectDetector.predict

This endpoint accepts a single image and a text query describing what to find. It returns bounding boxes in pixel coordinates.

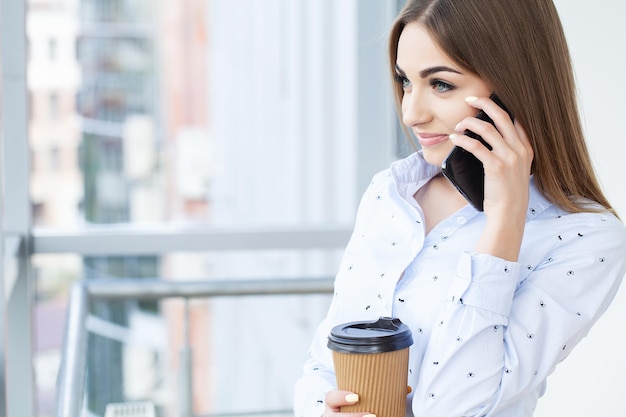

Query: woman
[294,0,626,416]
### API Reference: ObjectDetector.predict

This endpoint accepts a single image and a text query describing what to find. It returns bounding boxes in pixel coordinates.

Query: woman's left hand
[451,95,534,261]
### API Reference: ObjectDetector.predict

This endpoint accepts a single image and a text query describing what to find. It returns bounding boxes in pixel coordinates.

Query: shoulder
[523,209,626,281]
[563,210,626,250]
[530,206,626,244]
[527,179,626,247]
[548,208,625,239]
[520,195,626,276]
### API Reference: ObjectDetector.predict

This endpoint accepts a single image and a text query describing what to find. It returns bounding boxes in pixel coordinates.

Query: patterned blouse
[294,151,626,417]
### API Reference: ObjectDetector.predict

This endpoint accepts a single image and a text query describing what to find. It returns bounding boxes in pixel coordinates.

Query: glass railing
[56,275,334,417]
[34,225,349,417]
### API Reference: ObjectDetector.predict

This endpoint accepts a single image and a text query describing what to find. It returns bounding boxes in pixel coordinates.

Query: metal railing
[55,276,335,417]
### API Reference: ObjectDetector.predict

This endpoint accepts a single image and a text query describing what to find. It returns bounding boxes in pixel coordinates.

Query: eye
[430,79,455,93]
[394,73,411,91]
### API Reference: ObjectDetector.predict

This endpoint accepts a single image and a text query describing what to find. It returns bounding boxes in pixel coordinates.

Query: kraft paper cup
[327,317,413,417]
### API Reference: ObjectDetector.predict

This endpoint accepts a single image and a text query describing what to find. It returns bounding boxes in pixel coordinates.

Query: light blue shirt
[294,152,626,417]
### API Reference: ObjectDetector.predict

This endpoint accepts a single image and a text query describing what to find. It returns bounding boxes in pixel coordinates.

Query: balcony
[6,225,350,417]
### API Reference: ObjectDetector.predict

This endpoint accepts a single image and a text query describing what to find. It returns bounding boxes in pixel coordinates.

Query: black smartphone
[441,93,513,211]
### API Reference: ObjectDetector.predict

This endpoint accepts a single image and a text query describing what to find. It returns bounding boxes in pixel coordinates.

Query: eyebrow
[395,64,462,78]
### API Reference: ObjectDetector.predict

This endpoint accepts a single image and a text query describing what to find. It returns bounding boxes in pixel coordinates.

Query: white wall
[535,1,626,416]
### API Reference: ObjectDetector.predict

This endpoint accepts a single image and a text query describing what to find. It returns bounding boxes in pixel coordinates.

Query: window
[20,2,399,417]
[48,92,58,119]
[48,38,57,61]
[49,145,60,171]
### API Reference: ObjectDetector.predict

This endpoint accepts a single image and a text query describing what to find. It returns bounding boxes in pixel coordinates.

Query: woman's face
[395,22,491,166]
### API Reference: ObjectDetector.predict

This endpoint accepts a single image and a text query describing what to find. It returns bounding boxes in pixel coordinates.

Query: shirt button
[457,216,467,225]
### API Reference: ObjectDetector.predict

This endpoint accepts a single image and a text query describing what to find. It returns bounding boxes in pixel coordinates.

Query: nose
[402,90,430,127]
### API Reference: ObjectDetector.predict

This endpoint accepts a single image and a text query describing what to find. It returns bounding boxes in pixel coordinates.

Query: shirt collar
[526,176,553,221]
[389,152,553,223]
[390,151,440,187]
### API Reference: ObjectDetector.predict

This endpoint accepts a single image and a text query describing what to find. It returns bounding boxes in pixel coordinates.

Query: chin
[421,148,450,167]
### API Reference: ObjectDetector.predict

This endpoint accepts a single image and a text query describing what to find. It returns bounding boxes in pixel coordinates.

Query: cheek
[447,106,477,130]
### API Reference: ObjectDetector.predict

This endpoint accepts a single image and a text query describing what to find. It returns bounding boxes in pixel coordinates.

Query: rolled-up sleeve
[448,252,521,316]
[412,213,626,417]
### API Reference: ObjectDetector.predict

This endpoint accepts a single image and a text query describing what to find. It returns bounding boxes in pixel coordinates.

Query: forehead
[396,22,458,70]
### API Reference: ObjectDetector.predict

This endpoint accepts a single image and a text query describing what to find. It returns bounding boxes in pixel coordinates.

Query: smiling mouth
[416,133,449,146]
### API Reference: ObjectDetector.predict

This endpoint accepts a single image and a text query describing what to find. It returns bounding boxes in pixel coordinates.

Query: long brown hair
[389,0,616,216]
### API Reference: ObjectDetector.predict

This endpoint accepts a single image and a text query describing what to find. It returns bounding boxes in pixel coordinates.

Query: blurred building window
[48,38,57,61]
[48,92,58,119]
[49,145,60,171]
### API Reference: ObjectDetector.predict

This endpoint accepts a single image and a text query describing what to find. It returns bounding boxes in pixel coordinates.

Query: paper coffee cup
[327,317,413,417]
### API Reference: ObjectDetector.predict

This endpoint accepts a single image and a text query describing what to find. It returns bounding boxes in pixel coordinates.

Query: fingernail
[454,122,462,131]
[449,133,458,140]
[345,393,359,403]
[465,96,478,102]
[363,414,376,417]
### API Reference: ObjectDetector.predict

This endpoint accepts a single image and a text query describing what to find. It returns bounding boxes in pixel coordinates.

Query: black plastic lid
[327,317,413,354]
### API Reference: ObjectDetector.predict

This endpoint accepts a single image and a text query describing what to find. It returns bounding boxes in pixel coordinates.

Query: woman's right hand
[323,390,375,417]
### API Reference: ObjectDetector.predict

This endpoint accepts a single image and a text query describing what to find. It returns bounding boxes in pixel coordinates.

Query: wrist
[476,214,525,261]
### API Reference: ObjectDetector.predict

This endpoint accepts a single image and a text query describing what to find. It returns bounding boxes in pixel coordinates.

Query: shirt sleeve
[412,212,626,416]
[293,355,335,417]
[294,275,353,417]
[293,172,384,417]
